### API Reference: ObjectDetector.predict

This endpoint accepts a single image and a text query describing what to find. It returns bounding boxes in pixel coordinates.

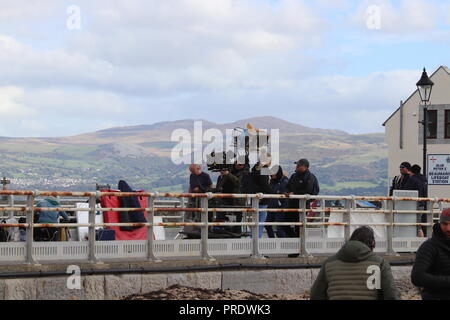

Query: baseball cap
[294,159,310,167]
[400,162,411,170]
[440,208,450,224]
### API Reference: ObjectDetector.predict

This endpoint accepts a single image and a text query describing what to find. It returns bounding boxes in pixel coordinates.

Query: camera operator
[215,167,241,220]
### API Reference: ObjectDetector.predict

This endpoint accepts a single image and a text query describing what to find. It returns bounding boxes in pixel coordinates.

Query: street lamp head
[416,67,434,103]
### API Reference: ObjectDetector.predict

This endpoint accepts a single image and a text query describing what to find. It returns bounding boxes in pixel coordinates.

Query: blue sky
[1,0,450,137]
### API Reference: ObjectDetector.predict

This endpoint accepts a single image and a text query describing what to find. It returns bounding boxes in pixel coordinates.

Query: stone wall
[0,266,413,300]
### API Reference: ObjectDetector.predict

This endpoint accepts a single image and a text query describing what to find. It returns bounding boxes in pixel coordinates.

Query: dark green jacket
[310,241,400,300]
[215,173,242,206]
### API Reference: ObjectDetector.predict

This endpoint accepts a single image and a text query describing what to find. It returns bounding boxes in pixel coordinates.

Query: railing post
[26,194,36,264]
[180,197,186,224]
[8,195,14,219]
[320,198,325,238]
[201,195,214,261]
[344,197,352,241]
[147,195,161,262]
[251,196,262,258]
[299,197,307,256]
[88,193,98,263]
[386,198,396,255]
[427,199,436,238]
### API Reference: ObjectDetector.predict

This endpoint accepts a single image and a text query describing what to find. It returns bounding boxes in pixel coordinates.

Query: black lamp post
[416,68,434,180]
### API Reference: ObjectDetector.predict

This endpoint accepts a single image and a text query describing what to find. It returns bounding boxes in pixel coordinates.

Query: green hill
[0,117,388,195]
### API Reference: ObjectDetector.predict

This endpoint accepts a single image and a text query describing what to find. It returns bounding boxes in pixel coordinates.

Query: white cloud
[352,0,443,36]
[0,0,328,98]
[0,1,57,20]
[0,86,35,117]
[23,89,132,117]
[0,0,446,137]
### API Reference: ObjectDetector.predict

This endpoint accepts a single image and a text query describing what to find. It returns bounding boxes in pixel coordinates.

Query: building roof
[382,66,450,126]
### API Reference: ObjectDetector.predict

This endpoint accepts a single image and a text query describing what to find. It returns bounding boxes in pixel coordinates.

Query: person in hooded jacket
[266,165,289,238]
[411,209,450,300]
[34,197,70,241]
[310,226,400,300]
[117,180,147,231]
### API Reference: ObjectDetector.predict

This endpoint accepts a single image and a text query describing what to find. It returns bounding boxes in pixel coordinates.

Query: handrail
[0,189,445,264]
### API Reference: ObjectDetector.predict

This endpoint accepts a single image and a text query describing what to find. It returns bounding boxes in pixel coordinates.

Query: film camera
[206,150,237,173]
[182,124,271,239]
[206,124,270,172]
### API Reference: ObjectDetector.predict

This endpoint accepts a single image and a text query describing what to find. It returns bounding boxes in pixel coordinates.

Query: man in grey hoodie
[310,226,400,300]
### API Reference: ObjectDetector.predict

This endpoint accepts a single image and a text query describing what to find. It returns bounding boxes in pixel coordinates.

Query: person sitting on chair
[34,197,70,241]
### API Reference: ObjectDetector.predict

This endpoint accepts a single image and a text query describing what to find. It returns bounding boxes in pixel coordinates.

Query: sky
[1,0,450,137]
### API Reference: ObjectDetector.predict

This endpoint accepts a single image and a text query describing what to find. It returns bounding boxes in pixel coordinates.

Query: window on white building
[427,110,437,139]
[446,110,450,139]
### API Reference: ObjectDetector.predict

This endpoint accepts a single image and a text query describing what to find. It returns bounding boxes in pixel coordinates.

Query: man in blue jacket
[35,197,70,241]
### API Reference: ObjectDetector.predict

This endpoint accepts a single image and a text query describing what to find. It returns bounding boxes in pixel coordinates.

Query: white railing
[0,190,446,264]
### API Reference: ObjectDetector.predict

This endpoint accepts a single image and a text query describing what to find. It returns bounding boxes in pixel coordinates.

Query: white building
[383,66,450,199]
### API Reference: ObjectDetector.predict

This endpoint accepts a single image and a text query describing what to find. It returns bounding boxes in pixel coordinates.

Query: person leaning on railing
[284,158,320,238]
[389,162,411,196]
[187,164,212,221]
[34,197,70,241]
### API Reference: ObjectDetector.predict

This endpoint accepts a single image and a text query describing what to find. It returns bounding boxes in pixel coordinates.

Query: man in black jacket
[389,162,411,196]
[411,209,450,300]
[284,159,320,238]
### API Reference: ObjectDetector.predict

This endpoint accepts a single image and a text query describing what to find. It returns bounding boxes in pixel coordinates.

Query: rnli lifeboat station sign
[428,154,450,185]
